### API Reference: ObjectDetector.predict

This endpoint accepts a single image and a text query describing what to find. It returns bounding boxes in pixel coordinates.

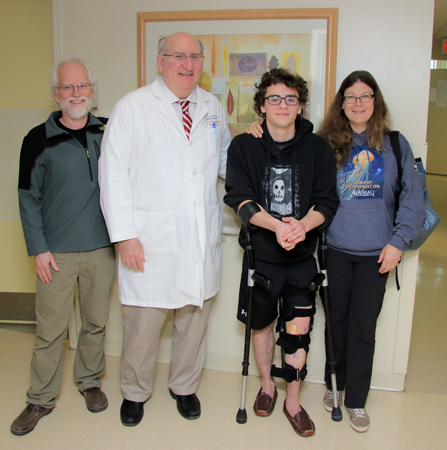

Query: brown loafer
[80,387,108,412]
[283,401,315,437]
[253,387,278,416]
[10,404,52,436]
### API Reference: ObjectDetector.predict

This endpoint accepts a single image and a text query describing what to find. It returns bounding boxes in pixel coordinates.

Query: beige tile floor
[1,174,445,450]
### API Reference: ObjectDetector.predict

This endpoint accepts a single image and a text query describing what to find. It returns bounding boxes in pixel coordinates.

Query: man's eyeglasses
[343,94,374,104]
[163,53,205,63]
[56,83,92,93]
[264,95,300,106]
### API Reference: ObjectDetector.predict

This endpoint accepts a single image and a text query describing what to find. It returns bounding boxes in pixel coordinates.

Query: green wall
[427,69,447,176]
[0,0,54,292]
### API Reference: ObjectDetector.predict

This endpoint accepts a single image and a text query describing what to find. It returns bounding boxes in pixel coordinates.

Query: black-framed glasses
[56,83,92,93]
[163,53,204,63]
[343,94,375,104]
[264,95,300,106]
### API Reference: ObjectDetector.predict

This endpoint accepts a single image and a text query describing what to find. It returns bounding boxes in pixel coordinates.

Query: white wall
[59,0,434,390]
[53,0,433,147]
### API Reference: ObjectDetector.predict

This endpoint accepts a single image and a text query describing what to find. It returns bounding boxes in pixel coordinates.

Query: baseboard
[0,292,36,323]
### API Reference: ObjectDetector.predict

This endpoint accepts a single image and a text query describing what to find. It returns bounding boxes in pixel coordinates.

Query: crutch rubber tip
[331,407,343,422]
[236,408,247,424]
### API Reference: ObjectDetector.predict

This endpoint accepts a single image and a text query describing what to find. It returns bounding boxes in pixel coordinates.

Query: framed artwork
[137,9,338,134]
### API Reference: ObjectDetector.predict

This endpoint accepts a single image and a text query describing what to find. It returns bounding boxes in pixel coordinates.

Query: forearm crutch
[317,230,342,422]
[236,227,273,424]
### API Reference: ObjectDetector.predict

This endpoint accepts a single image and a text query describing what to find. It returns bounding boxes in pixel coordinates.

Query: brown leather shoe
[80,387,108,412]
[283,401,315,437]
[253,387,278,416]
[10,404,52,436]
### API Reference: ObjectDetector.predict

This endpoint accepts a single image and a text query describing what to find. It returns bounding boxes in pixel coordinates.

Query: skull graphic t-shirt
[264,165,300,218]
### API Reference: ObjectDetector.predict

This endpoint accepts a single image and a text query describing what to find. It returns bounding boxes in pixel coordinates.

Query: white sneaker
[322,389,343,412]
[345,407,370,432]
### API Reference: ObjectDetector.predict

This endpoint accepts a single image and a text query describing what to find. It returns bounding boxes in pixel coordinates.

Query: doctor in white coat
[99,32,231,426]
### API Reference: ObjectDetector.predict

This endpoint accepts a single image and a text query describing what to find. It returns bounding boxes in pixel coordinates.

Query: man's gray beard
[58,96,93,120]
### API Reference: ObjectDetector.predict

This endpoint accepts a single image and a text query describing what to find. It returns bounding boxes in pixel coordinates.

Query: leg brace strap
[283,306,316,322]
[276,332,311,354]
[271,362,307,383]
[275,306,316,334]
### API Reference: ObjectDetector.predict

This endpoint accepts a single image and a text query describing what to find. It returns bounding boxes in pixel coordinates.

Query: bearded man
[11,57,116,436]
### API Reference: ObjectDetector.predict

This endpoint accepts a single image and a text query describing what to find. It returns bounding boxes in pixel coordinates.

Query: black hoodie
[224,119,339,263]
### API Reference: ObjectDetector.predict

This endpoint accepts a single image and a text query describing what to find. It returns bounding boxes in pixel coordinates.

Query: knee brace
[270,304,316,383]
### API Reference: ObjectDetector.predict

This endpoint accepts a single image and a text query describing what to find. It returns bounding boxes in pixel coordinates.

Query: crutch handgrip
[251,273,273,289]
[308,273,325,291]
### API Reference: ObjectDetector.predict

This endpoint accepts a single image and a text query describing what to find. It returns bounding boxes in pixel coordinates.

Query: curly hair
[318,70,391,167]
[253,67,309,119]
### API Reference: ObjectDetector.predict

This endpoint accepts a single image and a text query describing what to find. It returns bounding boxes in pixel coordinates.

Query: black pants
[324,247,389,408]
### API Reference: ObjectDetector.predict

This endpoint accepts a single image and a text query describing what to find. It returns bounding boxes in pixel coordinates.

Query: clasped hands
[275,217,307,251]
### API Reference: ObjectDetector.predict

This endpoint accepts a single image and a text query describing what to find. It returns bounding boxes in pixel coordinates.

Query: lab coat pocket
[206,126,220,157]
[134,209,177,255]
[207,204,222,248]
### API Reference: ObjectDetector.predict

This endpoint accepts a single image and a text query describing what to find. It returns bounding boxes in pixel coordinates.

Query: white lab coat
[99,78,231,309]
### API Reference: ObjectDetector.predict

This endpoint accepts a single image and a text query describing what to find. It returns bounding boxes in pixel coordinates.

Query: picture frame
[137,9,338,127]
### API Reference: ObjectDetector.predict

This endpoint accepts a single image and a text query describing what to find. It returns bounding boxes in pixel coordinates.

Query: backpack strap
[390,130,403,193]
[389,131,402,291]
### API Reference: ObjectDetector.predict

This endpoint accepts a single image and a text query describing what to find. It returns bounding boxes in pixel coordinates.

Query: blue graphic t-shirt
[338,144,385,200]
[327,130,426,256]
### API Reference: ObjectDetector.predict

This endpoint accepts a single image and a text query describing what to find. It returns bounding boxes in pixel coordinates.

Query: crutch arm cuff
[238,201,261,228]
[313,204,334,231]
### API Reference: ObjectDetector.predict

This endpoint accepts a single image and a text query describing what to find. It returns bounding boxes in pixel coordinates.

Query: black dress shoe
[169,389,201,420]
[120,399,144,426]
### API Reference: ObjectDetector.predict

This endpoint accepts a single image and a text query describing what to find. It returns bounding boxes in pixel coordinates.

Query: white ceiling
[434,0,447,39]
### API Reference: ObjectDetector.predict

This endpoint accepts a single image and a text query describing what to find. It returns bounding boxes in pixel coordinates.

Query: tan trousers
[120,299,212,402]
[26,247,116,408]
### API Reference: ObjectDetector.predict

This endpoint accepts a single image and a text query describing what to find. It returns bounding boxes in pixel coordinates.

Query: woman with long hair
[318,70,425,432]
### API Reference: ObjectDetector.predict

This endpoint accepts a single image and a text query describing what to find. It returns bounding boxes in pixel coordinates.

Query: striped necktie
[178,100,192,140]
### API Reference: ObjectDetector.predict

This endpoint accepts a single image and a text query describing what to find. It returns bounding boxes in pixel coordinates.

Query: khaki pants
[26,246,116,408]
[120,299,212,402]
